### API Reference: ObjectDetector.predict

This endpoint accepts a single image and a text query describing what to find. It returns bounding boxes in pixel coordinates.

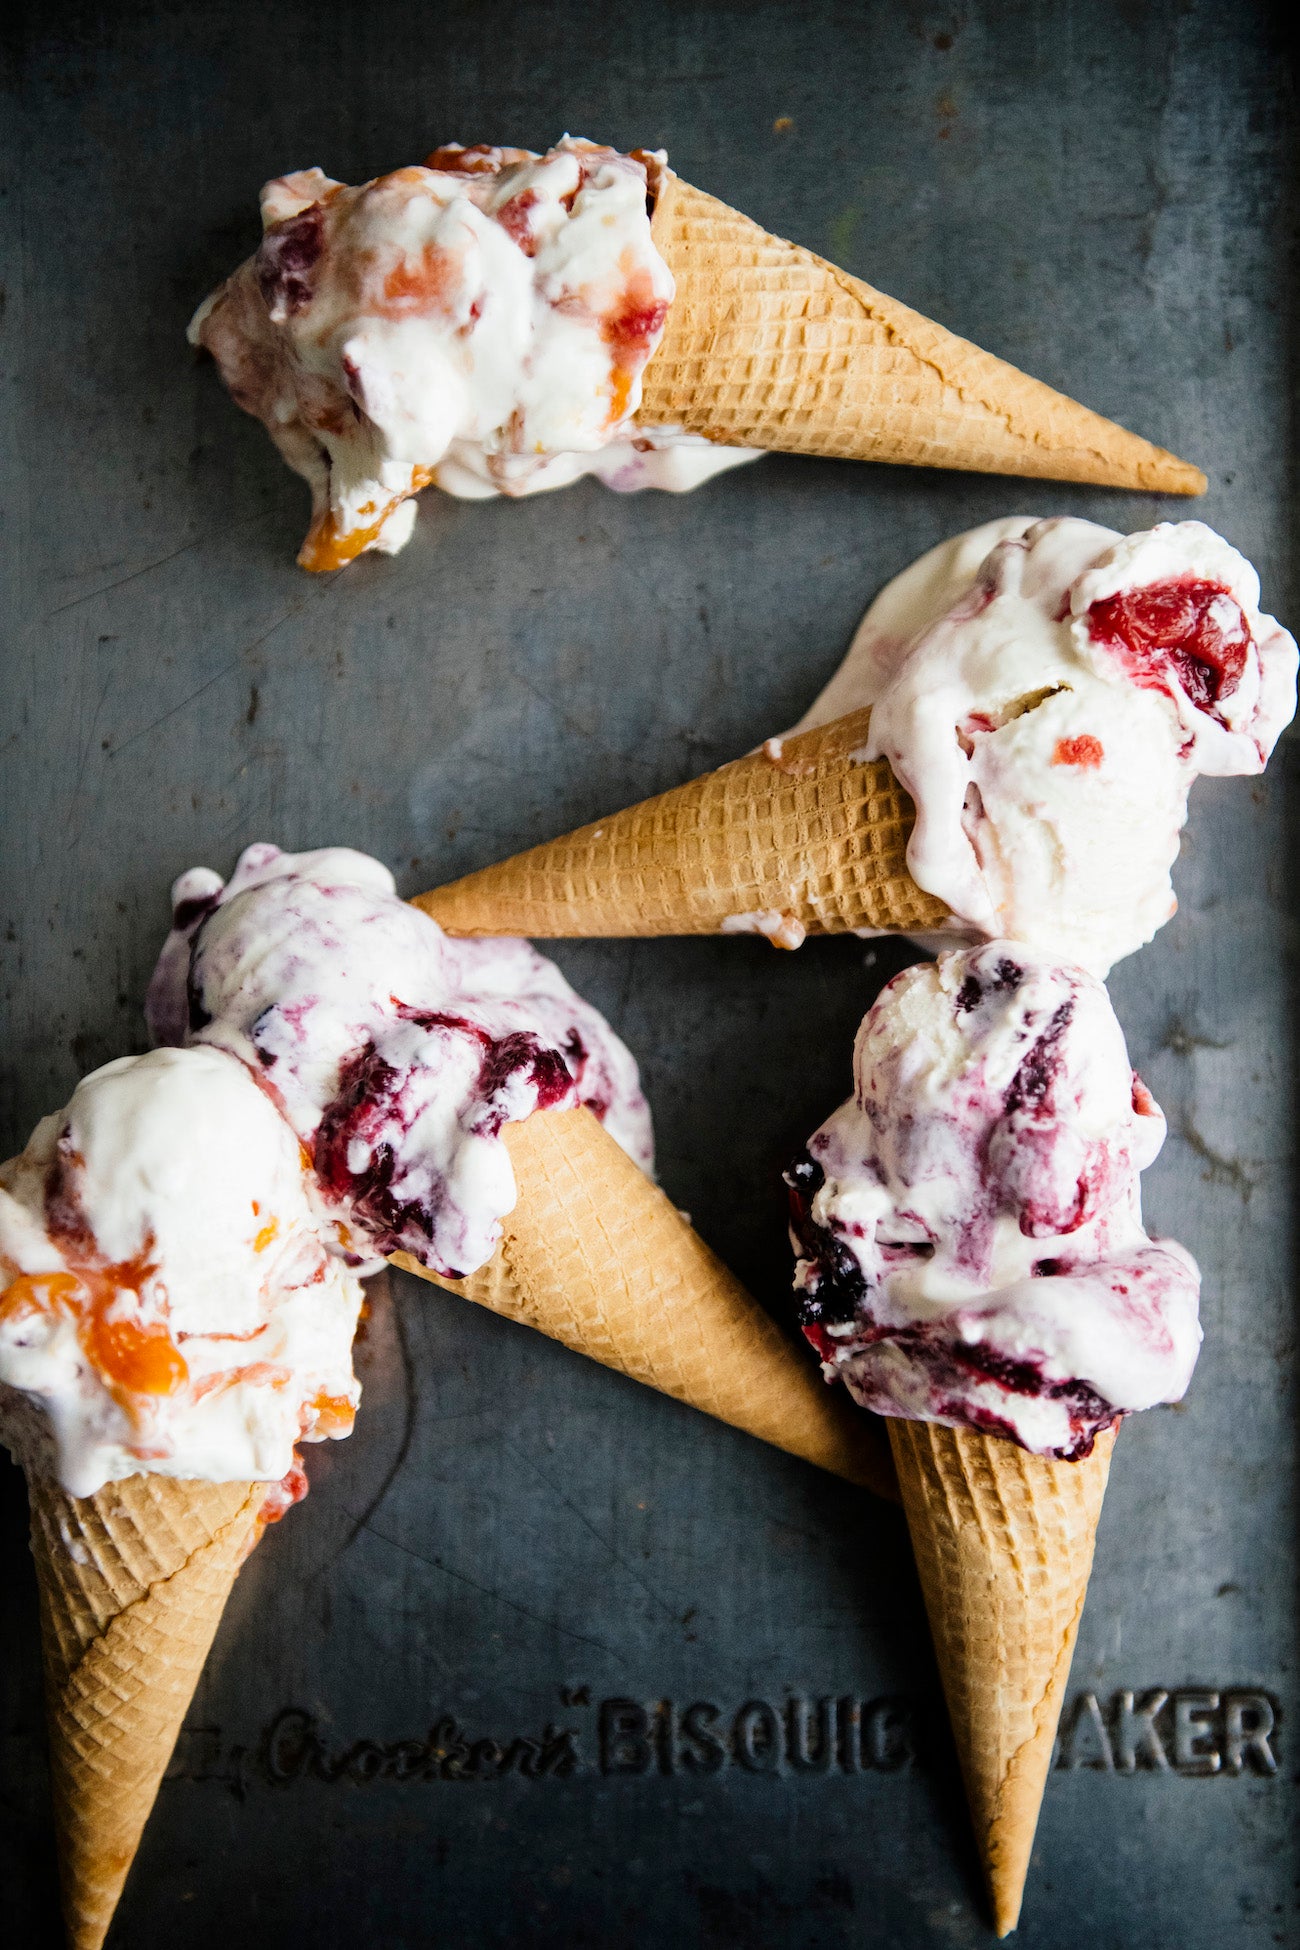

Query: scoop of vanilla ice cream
[787,942,1201,1458]
[189,139,755,566]
[147,843,654,1279]
[795,517,1297,974]
[0,1045,363,1497]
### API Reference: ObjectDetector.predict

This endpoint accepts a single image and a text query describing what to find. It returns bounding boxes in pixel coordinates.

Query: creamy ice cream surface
[787,943,1201,1459]
[190,139,755,568]
[0,1045,364,1498]
[794,517,1297,974]
[147,843,654,1280]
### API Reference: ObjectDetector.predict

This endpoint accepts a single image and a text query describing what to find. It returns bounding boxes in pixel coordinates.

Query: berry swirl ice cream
[0,1044,364,1498]
[146,843,653,1280]
[795,517,1297,974]
[190,138,754,568]
[786,943,1201,1459]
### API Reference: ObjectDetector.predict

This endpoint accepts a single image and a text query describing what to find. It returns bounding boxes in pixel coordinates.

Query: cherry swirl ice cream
[795,517,1297,974]
[0,1045,364,1498]
[190,138,754,568]
[786,943,1201,1459]
[147,843,653,1279]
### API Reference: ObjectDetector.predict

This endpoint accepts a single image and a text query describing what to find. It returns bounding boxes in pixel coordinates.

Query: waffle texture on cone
[414,708,948,943]
[888,1420,1115,1936]
[26,1471,264,1950]
[393,1105,895,1499]
[639,175,1205,495]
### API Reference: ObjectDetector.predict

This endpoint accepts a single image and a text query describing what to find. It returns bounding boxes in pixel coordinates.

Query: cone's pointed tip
[991,1884,1024,1937]
[1159,457,1209,496]
[989,1858,1027,1937]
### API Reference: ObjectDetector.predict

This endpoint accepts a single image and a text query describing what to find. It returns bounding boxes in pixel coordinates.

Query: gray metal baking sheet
[1,3,1296,1944]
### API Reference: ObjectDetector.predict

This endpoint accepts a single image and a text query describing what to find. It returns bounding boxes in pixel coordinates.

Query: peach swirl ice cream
[786,942,1201,1460]
[0,1044,365,1501]
[190,138,754,568]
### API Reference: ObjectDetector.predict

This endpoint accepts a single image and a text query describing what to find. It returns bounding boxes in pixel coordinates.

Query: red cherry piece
[1087,575,1250,714]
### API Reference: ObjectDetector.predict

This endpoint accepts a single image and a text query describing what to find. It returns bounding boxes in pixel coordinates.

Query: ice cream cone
[24,1468,265,1950]
[393,1104,895,1499]
[413,706,948,944]
[640,173,1205,495]
[888,1418,1116,1936]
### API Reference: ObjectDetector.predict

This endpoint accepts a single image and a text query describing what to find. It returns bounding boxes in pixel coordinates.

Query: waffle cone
[640,174,1205,494]
[393,1105,893,1498]
[413,707,947,944]
[25,1469,265,1950]
[888,1419,1115,1936]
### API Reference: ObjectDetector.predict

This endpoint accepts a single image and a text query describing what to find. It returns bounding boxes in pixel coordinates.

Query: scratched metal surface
[1,2,1296,1944]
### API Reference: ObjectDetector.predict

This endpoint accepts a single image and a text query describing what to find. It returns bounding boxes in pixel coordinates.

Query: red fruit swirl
[1086,575,1251,716]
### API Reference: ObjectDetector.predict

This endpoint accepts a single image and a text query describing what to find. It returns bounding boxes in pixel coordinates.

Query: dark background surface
[1,2,1297,1944]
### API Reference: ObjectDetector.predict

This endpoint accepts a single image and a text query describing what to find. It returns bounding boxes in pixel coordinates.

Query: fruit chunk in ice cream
[0,1044,364,1497]
[147,842,654,1280]
[794,517,1297,975]
[786,942,1201,1460]
[189,138,755,568]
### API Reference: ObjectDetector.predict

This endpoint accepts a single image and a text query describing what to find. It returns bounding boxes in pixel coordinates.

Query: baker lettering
[1056,1690,1278,1774]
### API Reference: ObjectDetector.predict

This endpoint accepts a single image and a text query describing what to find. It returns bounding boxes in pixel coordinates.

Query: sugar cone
[640,173,1205,495]
[413,706,948,944]
[888,1419,1115,1936]
[393,1104,894,1499]
[25,1469,265,1950]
